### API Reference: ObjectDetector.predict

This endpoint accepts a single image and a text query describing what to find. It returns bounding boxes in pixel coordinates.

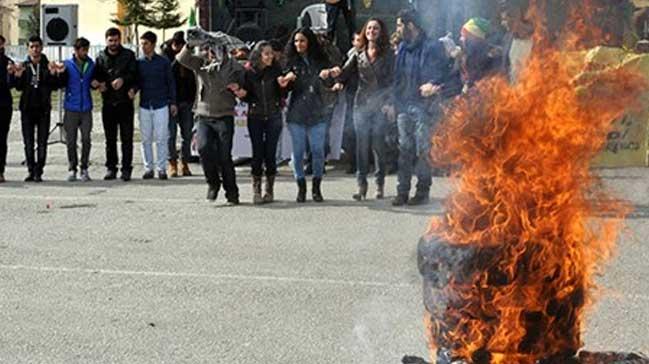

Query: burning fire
[423,2,646,363]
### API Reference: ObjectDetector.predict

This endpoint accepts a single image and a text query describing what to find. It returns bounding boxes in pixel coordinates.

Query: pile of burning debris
[408,236,649,364]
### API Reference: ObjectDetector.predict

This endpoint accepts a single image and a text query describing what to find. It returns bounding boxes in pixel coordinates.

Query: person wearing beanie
[461,17,491,41]
[460,17,502,91]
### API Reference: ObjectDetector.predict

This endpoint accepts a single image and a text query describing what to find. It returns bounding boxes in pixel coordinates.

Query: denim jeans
[102,102,134,173]
[247,114,283,177]
[354,107,387,187]
[168,102,194,163]
[64,111,93,171]
[139,105,169,172]
[195,116,239,200]
[288,121,327,180]
[21,109,50,176]
[396,104,432,196]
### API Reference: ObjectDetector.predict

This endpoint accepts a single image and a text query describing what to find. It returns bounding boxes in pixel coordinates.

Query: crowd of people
[0,5,532,206]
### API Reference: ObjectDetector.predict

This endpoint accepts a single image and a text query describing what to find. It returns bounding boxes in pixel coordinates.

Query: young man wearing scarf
[387,9,449,207]
[12,36,63,182]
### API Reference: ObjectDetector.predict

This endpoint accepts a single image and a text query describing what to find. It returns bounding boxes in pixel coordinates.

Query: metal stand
[47,45,65,146]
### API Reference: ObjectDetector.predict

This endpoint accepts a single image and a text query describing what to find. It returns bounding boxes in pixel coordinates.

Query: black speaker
[41,4,78,46]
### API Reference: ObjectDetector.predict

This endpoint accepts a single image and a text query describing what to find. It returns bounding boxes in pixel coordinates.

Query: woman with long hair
[235,41,287,204]
[330,18,394,201]
[281,27,333,203]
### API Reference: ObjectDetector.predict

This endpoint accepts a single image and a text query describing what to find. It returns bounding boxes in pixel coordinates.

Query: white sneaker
[67,171,77,182]
[80,169,91,182]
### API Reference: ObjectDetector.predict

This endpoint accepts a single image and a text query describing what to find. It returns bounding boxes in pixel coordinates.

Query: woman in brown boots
[235,41,288,204]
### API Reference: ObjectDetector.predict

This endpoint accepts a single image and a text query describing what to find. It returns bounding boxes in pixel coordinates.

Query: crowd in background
[0,2,533,206]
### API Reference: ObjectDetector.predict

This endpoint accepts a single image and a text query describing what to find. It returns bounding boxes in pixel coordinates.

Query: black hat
[171,31,185,45]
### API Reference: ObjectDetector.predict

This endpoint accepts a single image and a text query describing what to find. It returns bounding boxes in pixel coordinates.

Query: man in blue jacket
[130,31,177,180]
[387,8,449,207]
[60,37,97,182]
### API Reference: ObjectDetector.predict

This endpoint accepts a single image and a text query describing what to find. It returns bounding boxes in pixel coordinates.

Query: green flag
[188,7,196,27]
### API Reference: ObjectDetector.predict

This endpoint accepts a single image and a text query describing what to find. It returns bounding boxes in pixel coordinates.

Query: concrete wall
[0,1,22,45]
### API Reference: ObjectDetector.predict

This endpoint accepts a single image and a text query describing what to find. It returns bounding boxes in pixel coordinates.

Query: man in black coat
[0,34,14,183]
[94,27,138,181]
[12,36,63,182]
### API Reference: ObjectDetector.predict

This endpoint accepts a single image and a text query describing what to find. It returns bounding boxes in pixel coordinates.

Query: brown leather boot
[253,176,263,205]
[168,160,179,178]
[263,175,275,203]
[181,161,192,176]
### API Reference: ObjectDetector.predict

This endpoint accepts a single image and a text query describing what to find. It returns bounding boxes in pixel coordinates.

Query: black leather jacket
[241,64,285,119]
[338,49,394,110]
[94,46,137,106]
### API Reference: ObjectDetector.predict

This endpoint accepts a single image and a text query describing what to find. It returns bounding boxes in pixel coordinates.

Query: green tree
[152,0,187,41]
[25,5,40,40]
[112,0,155,51]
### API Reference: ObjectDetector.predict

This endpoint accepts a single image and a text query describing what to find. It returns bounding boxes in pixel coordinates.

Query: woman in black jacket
[330,18,394,201]
[282,27,333,203]
[236,41,288,204]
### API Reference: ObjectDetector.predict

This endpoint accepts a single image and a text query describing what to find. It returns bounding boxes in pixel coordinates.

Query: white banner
[231,95,346,160]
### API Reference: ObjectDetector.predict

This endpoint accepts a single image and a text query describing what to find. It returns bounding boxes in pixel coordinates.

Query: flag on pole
[189,7,197,27]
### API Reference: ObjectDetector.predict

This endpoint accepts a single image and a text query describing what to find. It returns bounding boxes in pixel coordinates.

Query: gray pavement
[0,113,647,363]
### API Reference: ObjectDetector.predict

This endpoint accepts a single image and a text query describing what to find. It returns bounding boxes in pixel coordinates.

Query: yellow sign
[588,47,649,167]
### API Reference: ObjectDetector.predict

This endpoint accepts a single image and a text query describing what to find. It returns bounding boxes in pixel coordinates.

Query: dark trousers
[342,90,356,168]
[102,102,134,173]
[0,107,11,175]
[195,116,239,200]
[326,0,355,42]
[64,111,93,171]
[168,102,194,163]
[247,114,283,177]
[21,109,50,176]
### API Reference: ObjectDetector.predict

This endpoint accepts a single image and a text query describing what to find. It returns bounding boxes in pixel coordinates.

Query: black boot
[263,175,275,203]
[352,182,368,201]
[312,177,324,203]
[375,183,385,200]
[296,178,307,203]
[252,176,263,205]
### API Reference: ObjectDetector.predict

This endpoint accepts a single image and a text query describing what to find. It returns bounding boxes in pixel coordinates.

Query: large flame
[424,1,646,363]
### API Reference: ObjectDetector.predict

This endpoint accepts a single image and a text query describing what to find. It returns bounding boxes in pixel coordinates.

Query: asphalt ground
[0,113,647,363]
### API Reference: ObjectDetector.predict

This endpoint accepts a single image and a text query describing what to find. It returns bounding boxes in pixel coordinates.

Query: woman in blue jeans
[282,27,333,203]
[237,41,288,204]
[330,18,394,200]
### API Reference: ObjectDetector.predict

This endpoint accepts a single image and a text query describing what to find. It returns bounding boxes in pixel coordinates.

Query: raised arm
[176,45,204,72]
